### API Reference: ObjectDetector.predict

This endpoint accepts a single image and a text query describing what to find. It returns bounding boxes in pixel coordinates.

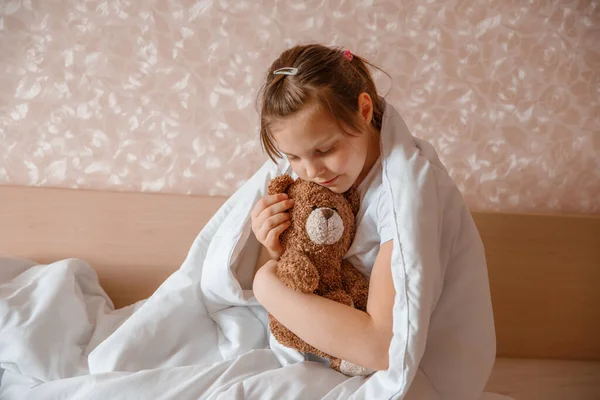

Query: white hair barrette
[273,67,298,76]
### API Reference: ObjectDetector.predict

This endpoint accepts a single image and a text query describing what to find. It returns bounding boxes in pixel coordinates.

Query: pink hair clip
[343,50,353,61]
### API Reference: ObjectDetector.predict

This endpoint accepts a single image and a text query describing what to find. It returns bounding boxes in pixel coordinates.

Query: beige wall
[1,0,598,214]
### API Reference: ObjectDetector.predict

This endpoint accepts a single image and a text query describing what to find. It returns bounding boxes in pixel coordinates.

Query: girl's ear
[268,174,295,195]
[343,186,360,216]
[358,92,373,127]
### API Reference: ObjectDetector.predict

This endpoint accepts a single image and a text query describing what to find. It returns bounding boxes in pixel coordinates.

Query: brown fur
[266,175,370,373]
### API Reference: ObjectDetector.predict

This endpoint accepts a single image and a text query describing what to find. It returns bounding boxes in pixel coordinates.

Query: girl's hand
[251,193,294,260]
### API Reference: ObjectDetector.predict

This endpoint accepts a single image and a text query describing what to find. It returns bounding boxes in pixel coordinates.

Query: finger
[273,219,292,237]
[260,215,290,244]
[260,213,291,247]
[251,194,288,218]
[265,220,291,249]
[258,198,293,222]
[262,212,291,233]
[257,198,294,224]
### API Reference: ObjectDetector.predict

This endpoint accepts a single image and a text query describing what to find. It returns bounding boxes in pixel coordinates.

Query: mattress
[486,357,600,400]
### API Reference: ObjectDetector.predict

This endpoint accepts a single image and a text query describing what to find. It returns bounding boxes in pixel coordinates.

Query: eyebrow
[279,138,337,158]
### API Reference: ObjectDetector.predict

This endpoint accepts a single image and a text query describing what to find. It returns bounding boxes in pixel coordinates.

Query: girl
[250,44,494,382]
[251,44,394,373]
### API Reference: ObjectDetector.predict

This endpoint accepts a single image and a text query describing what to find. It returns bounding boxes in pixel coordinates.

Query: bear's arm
[276,250,320,294]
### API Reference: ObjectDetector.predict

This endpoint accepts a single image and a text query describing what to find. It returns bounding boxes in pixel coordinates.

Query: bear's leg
[338,360,376,377]
[329,355,375,377]
[329,357,342,371]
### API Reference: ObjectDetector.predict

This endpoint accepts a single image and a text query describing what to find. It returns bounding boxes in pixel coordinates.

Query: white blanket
[0,104,513,400]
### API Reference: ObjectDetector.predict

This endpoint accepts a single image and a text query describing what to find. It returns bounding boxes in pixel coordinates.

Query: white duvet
[0,104,513,400]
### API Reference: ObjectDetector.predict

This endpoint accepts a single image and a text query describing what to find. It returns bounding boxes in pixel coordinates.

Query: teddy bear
[266,174,373,377]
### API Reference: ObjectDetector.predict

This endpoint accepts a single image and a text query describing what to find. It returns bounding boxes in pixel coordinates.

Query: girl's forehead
[272,107,341,153]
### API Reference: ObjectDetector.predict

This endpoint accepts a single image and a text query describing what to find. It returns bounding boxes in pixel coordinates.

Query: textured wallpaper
[0,0,598,214]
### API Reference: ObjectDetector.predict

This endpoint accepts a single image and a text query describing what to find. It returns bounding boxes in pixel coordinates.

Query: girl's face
[271,95,379,194]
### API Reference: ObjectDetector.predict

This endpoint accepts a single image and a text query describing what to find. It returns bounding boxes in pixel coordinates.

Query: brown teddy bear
[267,174,373,376]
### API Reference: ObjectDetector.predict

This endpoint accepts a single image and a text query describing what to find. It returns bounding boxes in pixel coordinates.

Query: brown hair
[257,44,387,162]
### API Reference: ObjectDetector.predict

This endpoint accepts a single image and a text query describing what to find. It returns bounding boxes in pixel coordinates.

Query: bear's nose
[321,208,334,220]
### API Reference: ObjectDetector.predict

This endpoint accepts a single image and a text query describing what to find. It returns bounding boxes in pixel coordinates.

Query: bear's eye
[311,205,318,211]
[332,207,338,212]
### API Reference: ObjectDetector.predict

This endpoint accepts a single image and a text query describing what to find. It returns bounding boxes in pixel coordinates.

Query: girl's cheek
[329,153,348,174]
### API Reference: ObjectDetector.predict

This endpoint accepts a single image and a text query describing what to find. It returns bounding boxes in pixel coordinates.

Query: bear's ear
[268,174,295,195]
[343,186,360,216]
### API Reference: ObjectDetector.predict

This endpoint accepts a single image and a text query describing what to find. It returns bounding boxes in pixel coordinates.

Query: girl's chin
[311,175,352,193]
[329,179,354,194]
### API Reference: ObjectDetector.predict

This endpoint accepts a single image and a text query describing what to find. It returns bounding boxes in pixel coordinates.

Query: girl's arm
[253,240,395,371]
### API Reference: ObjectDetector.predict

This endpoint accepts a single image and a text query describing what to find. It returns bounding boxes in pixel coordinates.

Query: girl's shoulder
[375,187,394,245]
[356,169,394,245]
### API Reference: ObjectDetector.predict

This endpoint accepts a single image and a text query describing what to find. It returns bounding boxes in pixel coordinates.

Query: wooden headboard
[1,185,599,361]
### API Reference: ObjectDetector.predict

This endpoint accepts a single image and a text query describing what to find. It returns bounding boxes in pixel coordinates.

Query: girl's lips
[319,176,338,186]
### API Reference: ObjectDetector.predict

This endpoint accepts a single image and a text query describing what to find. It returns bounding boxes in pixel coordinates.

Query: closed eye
[316,145,335,156]
[317,140,337,155]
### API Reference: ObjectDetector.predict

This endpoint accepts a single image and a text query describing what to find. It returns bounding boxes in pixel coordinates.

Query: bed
[1,185,599,399]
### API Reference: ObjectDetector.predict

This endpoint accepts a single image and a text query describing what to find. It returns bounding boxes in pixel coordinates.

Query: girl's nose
[305,160,324,179]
